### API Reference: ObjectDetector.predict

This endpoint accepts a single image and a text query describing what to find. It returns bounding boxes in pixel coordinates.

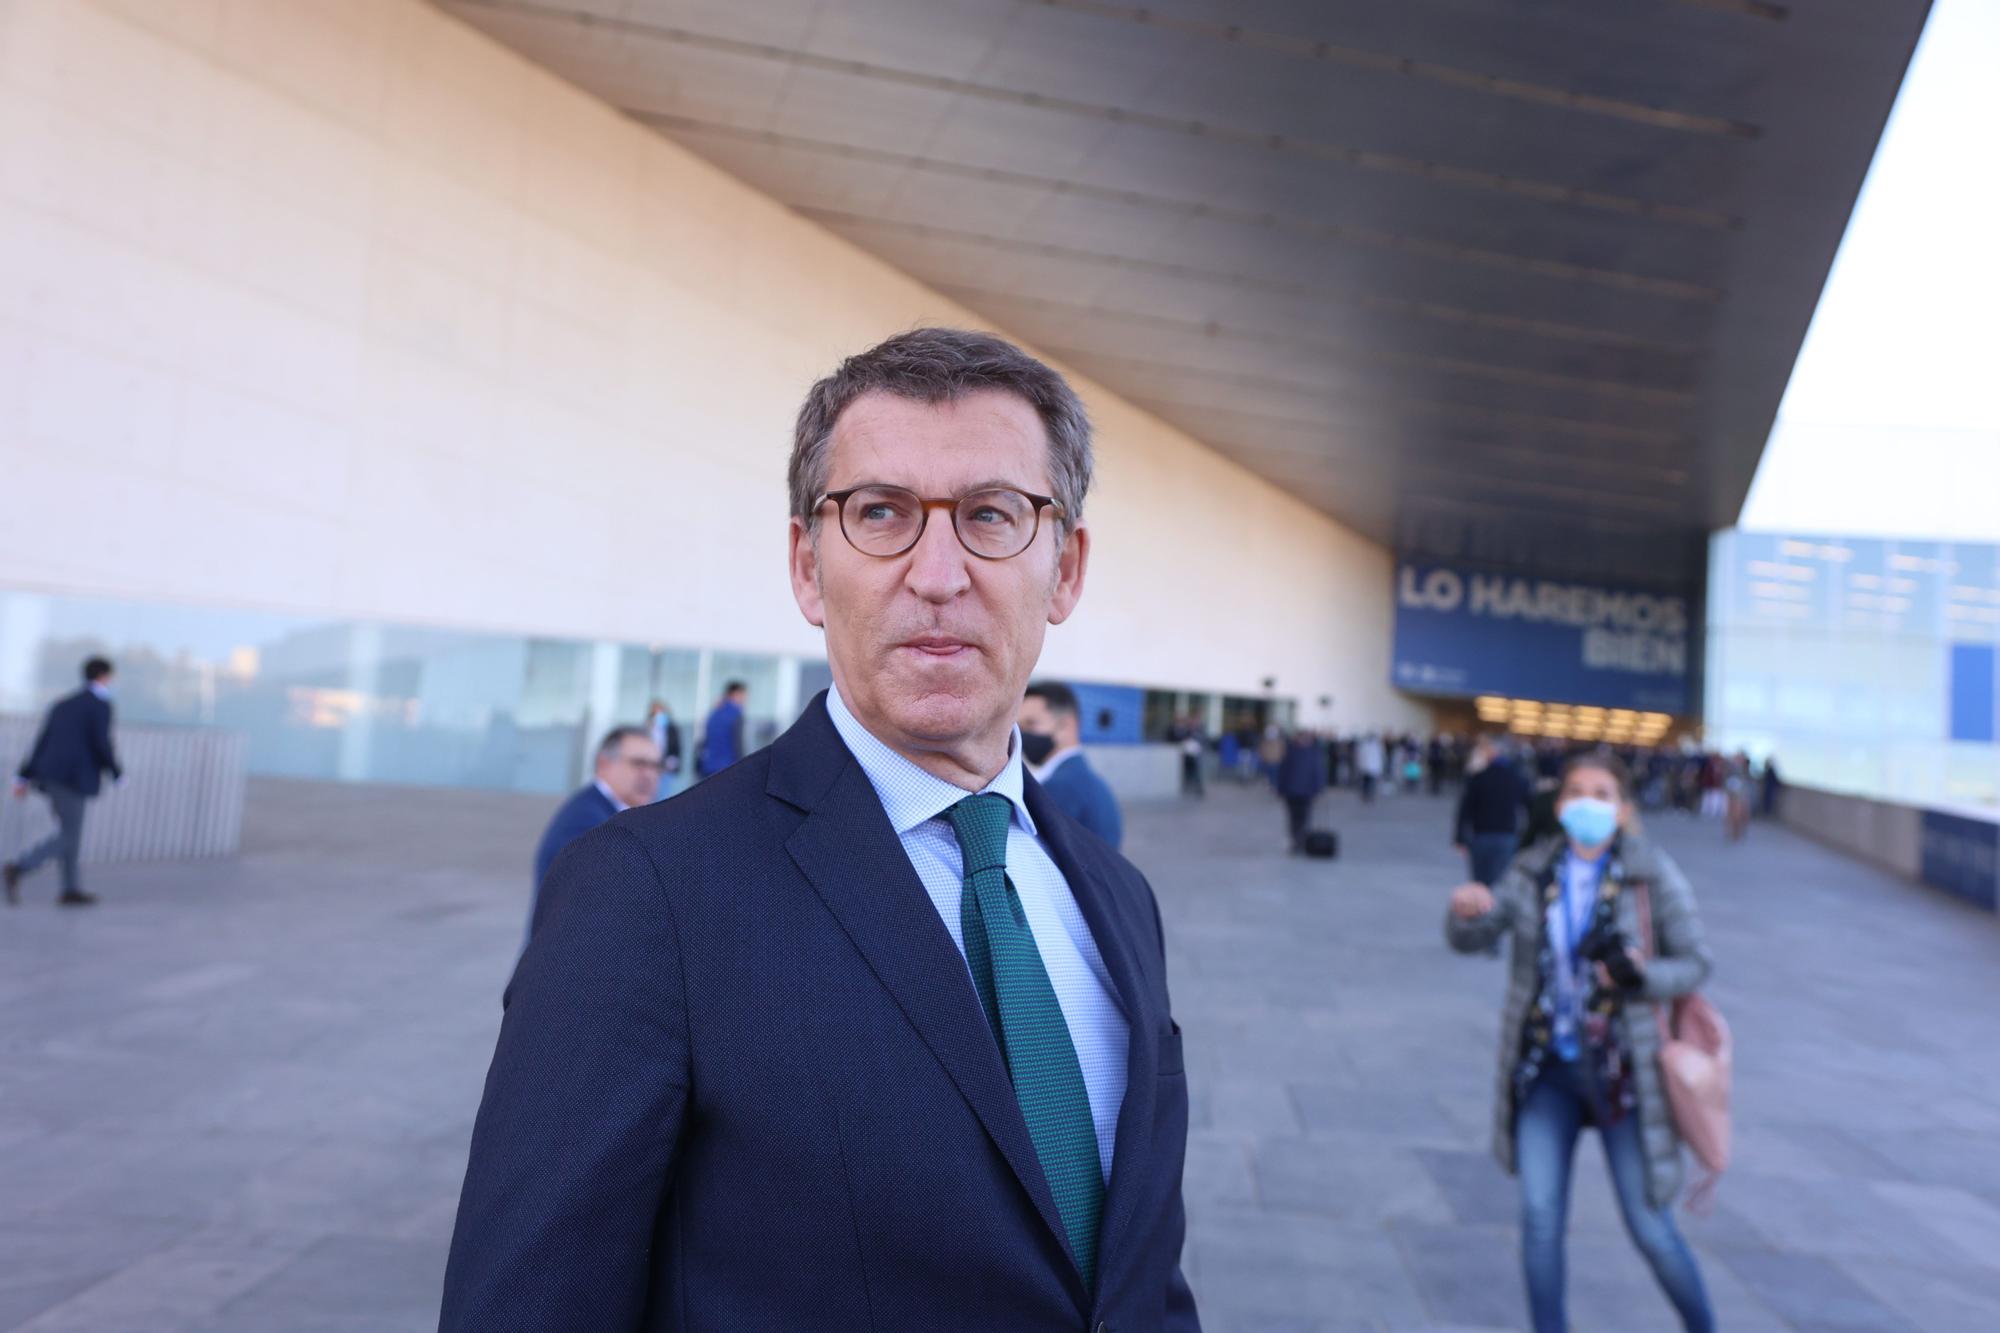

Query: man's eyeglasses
[814,484,1064,561]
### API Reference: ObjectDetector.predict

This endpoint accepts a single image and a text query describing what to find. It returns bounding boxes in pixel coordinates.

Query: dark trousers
[17,783,87,893]
[1467,832,1517,887]
[1283,794,1315,850]
[1359,773,1377,803]
[1180,754,1204,796]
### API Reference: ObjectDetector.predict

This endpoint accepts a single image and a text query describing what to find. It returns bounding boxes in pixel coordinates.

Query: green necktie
[947,793,1105,1290]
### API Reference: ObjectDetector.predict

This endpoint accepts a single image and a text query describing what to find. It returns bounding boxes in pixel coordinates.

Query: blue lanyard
[1556,853,1603,973]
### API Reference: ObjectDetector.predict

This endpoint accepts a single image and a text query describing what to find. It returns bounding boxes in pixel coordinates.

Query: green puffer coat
[1444,830,1714,1209]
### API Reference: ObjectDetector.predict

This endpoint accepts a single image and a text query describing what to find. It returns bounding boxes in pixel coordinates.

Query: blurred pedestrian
[525,726,662,940]
[1724,751,1752,842]
[1176,716,1206,797]
[1275,730,1327,854]
[696,679,748,777]
[1444,753,1716,1333]
[1019,681,1123,850]
[1357,731,1385,803]
[646,699,684,798]
[1453,737,1528,887]
[6,656,123,908]
[1759,755,1783,818]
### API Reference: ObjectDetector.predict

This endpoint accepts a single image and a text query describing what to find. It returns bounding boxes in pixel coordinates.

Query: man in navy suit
[526,726,662,939]
[443,329,1199,1331]
[1019,680,1124,851]
[7,656,123,907]
[694,681,747,777]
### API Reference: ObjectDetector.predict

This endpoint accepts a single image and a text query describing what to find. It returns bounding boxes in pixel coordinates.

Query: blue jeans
[1516,1057,1714,1333]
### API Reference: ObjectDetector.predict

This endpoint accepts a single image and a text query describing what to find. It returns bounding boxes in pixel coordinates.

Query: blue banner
[1920,810,1999,912]
[1392,563,1691,712]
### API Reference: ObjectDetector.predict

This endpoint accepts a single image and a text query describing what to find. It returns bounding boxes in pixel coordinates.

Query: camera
[1580,924,1646,992]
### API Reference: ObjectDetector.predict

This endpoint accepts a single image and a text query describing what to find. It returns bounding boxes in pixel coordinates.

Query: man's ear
[1047,522,1089,626]
[789,518,826,628]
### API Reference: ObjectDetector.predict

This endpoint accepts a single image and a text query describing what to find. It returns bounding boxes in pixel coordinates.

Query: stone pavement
[1,775,1996,1331]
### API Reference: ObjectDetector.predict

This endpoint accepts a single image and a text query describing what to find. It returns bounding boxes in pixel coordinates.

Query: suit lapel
[1024,774,1161,1288]
[771,699,1085,1303]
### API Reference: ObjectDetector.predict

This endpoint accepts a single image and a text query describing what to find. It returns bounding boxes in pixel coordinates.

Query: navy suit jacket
[443,692,1198,1332]
[530,784,618,911]
[1040,752,1124,851]
[18,689,121,798]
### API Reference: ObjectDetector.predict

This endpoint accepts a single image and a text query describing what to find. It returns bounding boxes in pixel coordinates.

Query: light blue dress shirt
[826,685,1130,1182]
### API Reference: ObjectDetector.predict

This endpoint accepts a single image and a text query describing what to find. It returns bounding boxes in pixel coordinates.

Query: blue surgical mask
[1559,797,1619,848]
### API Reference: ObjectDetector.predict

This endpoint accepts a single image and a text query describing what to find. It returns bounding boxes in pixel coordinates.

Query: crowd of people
[1167,720,1783,866]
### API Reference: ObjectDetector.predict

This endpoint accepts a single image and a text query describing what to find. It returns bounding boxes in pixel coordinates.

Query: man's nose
[902,510,972,603]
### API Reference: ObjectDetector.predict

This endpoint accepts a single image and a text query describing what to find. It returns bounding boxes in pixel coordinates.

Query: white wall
[0,0,1427,732]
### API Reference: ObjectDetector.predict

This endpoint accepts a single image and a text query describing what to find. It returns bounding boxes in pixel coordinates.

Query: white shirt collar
[593,778,629,813]
[826,685,1036,837]
[1031,744,1084,783]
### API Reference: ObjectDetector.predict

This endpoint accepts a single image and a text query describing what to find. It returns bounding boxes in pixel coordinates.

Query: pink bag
[1635,883,1732,1209]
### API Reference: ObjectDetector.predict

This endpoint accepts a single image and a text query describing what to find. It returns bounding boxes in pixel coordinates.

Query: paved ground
[1,775,1996,1331]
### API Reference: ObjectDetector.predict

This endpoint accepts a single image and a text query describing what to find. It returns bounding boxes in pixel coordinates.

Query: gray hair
[595,725,651,763]
[789,328,1093,536]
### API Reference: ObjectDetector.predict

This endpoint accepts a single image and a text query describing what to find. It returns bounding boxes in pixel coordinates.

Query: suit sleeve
[1144,884,1202,1333]
[442,822,691,1332]
[17,714,49,781]
[90,700,121,781]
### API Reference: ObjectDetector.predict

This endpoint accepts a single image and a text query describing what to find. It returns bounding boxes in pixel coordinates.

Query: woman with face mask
[1444,752,1716,1333]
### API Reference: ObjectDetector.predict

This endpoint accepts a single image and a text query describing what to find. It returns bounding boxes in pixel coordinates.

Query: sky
[1736,0,2000,542]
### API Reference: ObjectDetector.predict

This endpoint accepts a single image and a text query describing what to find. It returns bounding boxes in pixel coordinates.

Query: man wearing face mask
[1443,752,1716,1333]
[1017,681,1123,851]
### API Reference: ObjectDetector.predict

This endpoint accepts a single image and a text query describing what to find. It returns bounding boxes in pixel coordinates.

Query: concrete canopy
[444,0,1931,588]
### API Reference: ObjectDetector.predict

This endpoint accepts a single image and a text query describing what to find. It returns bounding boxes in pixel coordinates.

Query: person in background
[1175,715,1206,798]
[6,656,123,908]
[525,726,662,940]
[1759,754,1783,818]
[1018,681,1123,850]
[646,699,684,799]
[1357,730,1385,803]
[1724,751,1752,842]
[1275,729,1328,854]
[1453,737,1528,887]
[696,679,748,777]
[1444,752,1716,1333]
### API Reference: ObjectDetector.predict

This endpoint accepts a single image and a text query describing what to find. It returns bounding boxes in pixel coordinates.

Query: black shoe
[57,890,98,908]
[3,863,18,905]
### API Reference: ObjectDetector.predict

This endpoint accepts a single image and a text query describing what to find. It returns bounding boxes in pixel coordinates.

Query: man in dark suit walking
[443,329,1199,1331]
[525,725,663,941]
[1019,680,1124,851]
[6,656,123,907]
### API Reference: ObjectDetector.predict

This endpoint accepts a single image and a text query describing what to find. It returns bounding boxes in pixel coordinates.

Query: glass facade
[0,588,818,797]
[0,588,1213,798]
[1705,529,2000,809]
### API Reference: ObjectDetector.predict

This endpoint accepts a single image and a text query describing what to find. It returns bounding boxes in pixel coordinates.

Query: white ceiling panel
[443,0,1932,585]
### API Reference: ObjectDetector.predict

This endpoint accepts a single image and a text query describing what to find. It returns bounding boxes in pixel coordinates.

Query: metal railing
[0,715,247,864]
